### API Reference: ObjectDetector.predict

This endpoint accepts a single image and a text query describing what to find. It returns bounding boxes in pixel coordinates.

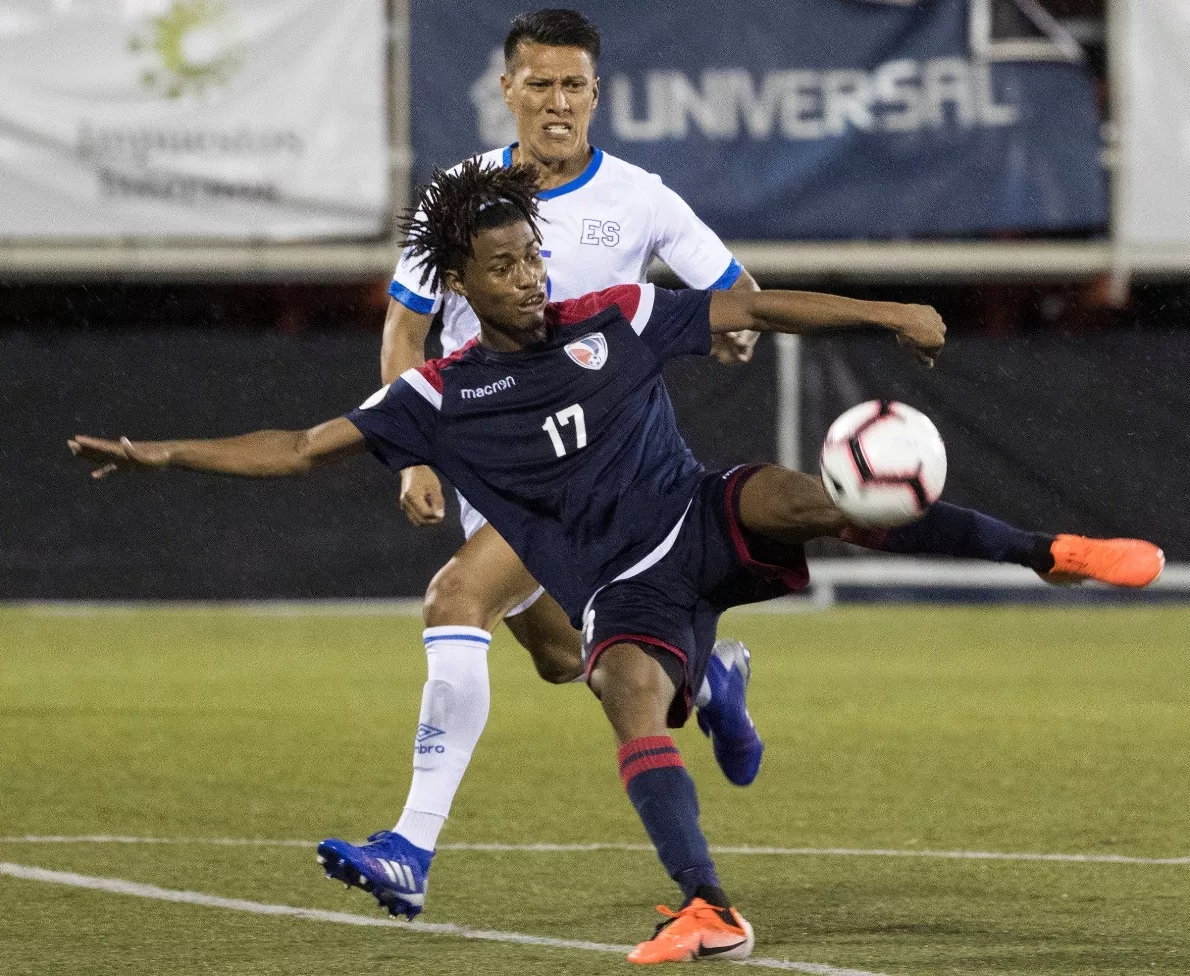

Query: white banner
[0,0,388,241]
[1122,0,1190,248]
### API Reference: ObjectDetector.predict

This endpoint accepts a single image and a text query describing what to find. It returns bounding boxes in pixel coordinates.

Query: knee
[531,636,584,684]
[424,559,494,629]
[505,597,585,684]
[590,645,672,739]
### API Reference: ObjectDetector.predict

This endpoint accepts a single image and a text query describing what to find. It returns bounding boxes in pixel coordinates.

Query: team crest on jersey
[564,333,608,370]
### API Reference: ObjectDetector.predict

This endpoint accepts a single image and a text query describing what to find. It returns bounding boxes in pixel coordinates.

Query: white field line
[452,842,1190,865]
[1,835,1188,866]
[0,862,891,976]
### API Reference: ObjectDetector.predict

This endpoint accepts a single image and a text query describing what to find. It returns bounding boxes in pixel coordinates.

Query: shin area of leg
[592,643,722,901]
[397,628,492,850]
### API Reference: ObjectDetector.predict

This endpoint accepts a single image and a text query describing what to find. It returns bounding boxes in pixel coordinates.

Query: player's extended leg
[841,502,1163,587]
[734,465,850,544]
[588,643,754,964]
[735,465,1163,588]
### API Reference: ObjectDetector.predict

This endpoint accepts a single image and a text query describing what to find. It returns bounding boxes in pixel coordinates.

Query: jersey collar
[503,143,604,200]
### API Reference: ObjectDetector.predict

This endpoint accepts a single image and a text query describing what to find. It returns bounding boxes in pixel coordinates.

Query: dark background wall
[800,330,1188,559]
[0,312,778,599]
[2,281,1185,599]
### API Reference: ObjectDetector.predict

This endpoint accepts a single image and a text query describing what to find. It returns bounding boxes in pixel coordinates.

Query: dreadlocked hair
[398,159,542,293]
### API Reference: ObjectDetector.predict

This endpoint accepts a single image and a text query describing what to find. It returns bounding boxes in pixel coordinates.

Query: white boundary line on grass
[2,835,1188,866]
[0,861,891,976]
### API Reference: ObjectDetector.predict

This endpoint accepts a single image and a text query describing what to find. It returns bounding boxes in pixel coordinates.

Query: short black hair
[503,8,600,67]
[398,159,541,293]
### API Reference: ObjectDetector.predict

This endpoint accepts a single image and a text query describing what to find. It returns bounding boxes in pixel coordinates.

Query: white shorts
[457,491,545,618]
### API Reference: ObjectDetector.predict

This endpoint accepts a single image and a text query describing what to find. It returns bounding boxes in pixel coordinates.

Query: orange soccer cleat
[1042,535,1165,589]
[627,897,754,965]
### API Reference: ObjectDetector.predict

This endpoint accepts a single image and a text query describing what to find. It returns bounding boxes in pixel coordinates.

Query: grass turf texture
[1,605,1188,975]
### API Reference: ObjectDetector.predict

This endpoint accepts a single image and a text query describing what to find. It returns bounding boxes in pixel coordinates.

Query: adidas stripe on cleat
[627,897,755,964]
[316,829,433,919]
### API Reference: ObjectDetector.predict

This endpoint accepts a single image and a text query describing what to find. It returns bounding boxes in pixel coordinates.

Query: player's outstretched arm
[68,418,366,480]
[708,289,946,366]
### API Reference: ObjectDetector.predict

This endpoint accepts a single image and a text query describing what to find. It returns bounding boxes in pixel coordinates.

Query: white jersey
[390,145,742,355]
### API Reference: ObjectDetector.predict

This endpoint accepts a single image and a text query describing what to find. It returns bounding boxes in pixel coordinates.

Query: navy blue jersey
[346,284,713,625]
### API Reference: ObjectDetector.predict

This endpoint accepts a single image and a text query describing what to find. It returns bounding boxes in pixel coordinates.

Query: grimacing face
[501,41,599,166]
[445,220,548,344]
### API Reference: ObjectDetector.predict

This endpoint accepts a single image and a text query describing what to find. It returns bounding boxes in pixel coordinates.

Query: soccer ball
[819,400,947,529]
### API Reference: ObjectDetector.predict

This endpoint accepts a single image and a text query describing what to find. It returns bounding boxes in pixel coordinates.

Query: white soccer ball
[819,400,947,529]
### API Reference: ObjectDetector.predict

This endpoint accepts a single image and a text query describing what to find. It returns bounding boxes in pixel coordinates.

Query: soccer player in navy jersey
[70,163,1163,963]
[381,9,769,901]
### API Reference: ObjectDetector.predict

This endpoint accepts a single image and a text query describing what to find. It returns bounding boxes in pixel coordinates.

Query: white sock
[395,809,444,852]
[394,626,491,852]
[694,676,712,709]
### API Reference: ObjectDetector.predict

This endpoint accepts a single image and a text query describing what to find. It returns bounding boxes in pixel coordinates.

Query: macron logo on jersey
[460,375,516,399]
[564,333,609,370]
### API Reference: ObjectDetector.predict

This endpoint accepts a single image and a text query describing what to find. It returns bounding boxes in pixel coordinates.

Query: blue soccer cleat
[696,638,764,786]
[316,830,433,919]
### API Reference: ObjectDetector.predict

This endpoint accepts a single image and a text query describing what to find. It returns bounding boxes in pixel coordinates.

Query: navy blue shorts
[581,464,809,727]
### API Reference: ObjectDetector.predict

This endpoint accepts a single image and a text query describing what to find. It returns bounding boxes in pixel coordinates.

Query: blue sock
[851,502,1054,571]
[618,736,721,902]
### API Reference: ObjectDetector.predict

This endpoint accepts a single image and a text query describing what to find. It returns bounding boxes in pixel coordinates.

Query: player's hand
[68,435,169,478]
[892,304,946,367]
[710,329,760,364]
[400,465,445,526]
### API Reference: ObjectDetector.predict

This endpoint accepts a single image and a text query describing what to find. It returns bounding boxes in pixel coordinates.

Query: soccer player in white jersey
[329,9,768,918]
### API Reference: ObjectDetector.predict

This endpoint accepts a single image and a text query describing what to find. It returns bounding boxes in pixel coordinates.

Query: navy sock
[847,501,1054,571]
[618,736,721,902]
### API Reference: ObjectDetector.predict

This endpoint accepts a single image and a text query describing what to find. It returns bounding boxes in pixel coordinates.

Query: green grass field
[2,604,1188,975]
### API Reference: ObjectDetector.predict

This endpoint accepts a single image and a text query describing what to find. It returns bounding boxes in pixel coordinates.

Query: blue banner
[410,0,1107,240]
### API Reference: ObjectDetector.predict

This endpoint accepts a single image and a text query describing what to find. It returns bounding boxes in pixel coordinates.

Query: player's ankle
[393,811,444,855]
[1028,534,1057,573]
[693,884,732,910]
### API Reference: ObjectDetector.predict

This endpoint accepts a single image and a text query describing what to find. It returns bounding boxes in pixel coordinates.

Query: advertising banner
[1121,0,1190,249]
[0,0,388,240]
[410,0,1107,240]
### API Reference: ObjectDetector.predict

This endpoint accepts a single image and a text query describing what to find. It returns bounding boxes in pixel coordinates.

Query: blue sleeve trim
[388,280,437,314]
[708,258,744,291]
